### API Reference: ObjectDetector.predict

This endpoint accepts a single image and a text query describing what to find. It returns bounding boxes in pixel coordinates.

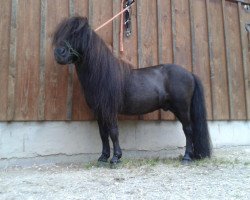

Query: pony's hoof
[97,155,109,168]
[98,154,109,163]
[110,155,121,168]
[110,160,122,169]
[181,158,193,165]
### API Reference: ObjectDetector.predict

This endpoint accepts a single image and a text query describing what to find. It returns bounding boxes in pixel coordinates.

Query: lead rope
[94,5,131,32]
[120,0,125,52]
[94,1,135,52]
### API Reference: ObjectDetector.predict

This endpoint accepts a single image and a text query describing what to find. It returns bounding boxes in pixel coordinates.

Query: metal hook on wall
[246,23,250,51]
[124,0,134,37]
[244,5,250,13]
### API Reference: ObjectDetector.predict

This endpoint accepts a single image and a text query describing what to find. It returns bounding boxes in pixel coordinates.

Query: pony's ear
[83,16,88,22]
[81,17,89,25]
[81,16,89,26]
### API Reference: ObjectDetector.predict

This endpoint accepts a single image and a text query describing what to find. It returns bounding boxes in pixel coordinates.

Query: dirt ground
[0,146,249,200]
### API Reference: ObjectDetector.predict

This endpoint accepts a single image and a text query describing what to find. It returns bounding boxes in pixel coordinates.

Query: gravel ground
[0,146,249,200]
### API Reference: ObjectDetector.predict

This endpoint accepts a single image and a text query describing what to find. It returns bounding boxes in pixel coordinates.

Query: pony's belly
[120,105,161,115]
[120,96,163,115]
[121,86,168,115]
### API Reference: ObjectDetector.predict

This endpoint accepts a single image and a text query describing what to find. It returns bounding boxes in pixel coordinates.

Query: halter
[64,40,82,60]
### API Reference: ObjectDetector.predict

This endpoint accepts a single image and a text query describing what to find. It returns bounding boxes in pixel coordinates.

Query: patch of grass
[113,156,185,169]
[193,157,246,167]
[83,161,100,169]
[83,156,248,170]
[120,158,161,168]
[83,157,182,169]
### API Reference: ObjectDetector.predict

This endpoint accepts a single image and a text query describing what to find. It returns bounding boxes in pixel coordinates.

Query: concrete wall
[0,121,250,167]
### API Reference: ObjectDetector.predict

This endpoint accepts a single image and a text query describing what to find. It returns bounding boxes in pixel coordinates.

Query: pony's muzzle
[54,47,69,65]
[54,47,67,57]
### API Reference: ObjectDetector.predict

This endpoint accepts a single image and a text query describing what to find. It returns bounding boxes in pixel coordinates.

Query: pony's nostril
[56,47,66,56]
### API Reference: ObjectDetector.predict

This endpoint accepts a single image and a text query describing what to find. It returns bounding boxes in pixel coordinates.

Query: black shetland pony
[53,16,211,165]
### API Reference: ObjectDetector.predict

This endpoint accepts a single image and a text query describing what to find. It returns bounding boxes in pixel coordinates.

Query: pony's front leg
[97,120,110,162]
[109,122,122,164]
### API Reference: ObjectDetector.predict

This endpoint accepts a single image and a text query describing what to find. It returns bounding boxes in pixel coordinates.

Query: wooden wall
[0,0,249,121]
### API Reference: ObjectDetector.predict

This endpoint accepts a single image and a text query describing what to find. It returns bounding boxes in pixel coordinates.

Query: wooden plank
[38,0,47,120]
[137,0,143,72]
[171,0,177,64]
[137,0,143,121]
[7,0,18,121]
[14,0,40,120]
[0,0,11,121]
[157,0,163,66]
[172,0,192,71]
[136,0,150,120]
[88,0,94,26]
[66,0,75,121]
[73,0,88,16]
[72,0,94,120]
[90,0,113,47]
[112,0,121,57]
[112,0,120,57]
[206,0,230,120]
[137,0,160,120]
[69,0,74,16]
[121,0,138,68]
[157,0,175,121]
[189,0,196,73]
[170,0,192,122]
[191,0,213,120]
[206,0,216,120]
[223,0,247,120]
[44,0,69,120]
[118,0,139,120]
[238,2,250,119]
[114,0,124,121]
[222,0,233,119]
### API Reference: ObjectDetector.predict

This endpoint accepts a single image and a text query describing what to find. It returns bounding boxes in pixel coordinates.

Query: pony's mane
[53,16,133,123]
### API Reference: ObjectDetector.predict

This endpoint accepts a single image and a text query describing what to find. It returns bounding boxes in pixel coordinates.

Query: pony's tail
[191,75,212,159]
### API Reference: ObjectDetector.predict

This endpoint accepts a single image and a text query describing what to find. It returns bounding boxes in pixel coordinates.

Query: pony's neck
[74,30,130,121]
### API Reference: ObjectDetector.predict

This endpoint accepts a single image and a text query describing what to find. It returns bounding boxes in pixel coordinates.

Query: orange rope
[94,5,129,32]
[120,0,125,52]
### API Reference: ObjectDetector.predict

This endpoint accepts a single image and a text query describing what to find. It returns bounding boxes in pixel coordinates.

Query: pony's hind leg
[174,109,194,163]
[97,120,110,162]
[182,120,194,163]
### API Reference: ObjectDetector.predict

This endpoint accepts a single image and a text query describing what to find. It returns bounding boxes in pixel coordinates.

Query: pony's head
[52,16,91,65]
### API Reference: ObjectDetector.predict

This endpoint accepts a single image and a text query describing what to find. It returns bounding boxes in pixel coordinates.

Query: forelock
[52,16,89,46]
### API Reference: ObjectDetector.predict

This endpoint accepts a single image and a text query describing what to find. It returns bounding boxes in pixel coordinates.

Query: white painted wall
[0,121,249,167]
